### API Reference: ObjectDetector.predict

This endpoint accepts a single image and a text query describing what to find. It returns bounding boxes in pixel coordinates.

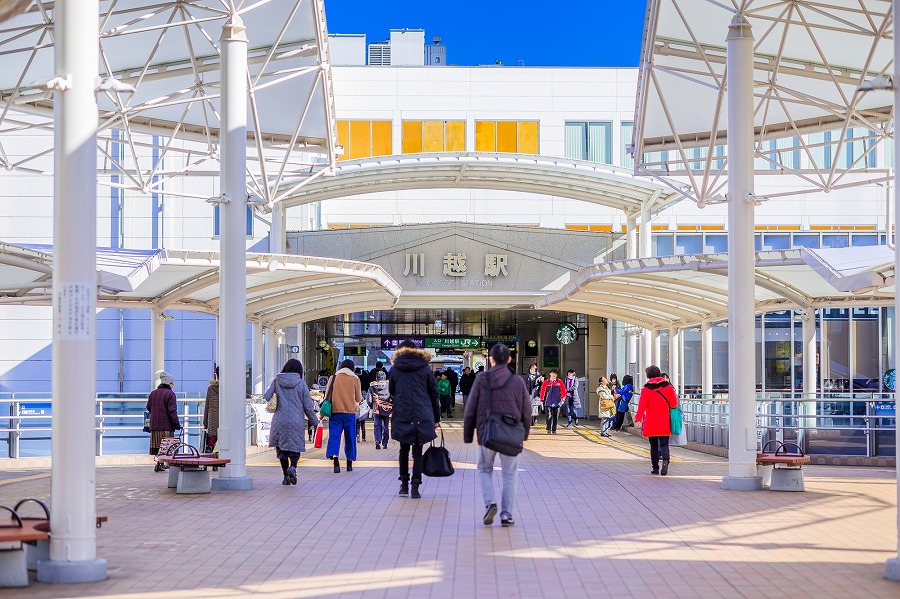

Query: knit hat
[339,359,356,371]
[158,370,174,385]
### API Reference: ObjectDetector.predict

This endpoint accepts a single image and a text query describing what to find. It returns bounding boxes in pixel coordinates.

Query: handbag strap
[653,388,673,409]
[324,375,335,402]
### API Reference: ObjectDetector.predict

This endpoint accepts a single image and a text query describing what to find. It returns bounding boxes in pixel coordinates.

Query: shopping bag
[670,426,687,446]
[142,410,151,433]
[313,422,324,449]
[422,430,455,477]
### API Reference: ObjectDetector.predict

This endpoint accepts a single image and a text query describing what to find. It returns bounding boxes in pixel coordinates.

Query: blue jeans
[327,413,357,461]
[373,414,389,446]
[477,445,519,517]
[566,398,579,424]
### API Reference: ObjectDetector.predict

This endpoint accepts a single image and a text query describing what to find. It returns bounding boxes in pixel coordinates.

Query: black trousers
[612,411,627,431]
[399,442,423,483]
[545,406,560,432]
[440,394,452,416]
[649,436,670,469]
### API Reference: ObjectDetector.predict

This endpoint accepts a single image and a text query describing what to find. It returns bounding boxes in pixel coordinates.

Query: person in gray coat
[463,344,531,527]
[264,358,319,486]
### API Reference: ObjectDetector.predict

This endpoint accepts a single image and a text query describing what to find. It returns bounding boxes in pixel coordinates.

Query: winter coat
[596,384,615,418]
[446,369,459,394]
[203,380,219,436]
[437,378,451,396]
[389,346,440,445]
[524,371,542,396]
[539,378,566,407]
[616,383,634,413]
[147,384,180,431]
[265,372,319,453]
[459,371,476,395]
[564,376,582,409]
[325,368,363,414]
[463,364,531,445]
[368,380,393,417]
[634,377,678,437]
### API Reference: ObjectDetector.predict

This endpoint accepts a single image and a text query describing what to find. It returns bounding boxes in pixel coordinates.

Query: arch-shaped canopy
[534,247,895,329]
[275,152,687,213]
[0,244,401,329]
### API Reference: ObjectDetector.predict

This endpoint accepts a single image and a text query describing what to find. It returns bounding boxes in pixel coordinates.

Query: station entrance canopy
[0,0,336,203]
[534,245,895,330]
[634,1,894,203]
[0,244,400,328]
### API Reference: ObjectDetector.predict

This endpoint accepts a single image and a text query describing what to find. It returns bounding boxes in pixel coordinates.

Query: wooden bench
[156,445,230,494]
[757,441,810,492]
[0,500,50,587]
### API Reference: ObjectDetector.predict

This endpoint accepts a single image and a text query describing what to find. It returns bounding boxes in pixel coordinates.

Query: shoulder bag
[654,389,684,436]
[481,371,527,456]
[422,429,455,477]
[319,376,334,418]
[265,386,279,413]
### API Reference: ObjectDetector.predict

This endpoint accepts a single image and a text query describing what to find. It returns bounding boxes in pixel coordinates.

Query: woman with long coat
[265,359,319,485]
[634,364,678,476]
[147,370,181,457]
[389,339,441,499]
[595,376,615,437]
[203,367,219,452]
[325,358,363,473]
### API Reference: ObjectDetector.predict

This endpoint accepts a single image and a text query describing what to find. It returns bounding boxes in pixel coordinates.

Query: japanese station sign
[382,336,482,350]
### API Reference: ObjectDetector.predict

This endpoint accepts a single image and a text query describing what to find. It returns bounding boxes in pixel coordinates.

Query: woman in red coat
[634,364,678,475]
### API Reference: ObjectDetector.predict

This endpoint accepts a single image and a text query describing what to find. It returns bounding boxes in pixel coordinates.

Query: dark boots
[410,478,422,499]
[333,457,340,473]
[347,460,353,472]
[399,474,409,496]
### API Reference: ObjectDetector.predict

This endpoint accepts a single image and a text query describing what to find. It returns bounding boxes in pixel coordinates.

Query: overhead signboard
[381,336,482,350]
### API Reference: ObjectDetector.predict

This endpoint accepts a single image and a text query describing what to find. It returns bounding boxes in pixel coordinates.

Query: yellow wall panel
[475,121,496,152]
[423,121,444,153]
[402,121,423,154]
[497,121,517,153]
[517,121,539,154]
[336,120,350,161]
[371,121,393,156]
[445,121,466,151]
[348,120,371,160]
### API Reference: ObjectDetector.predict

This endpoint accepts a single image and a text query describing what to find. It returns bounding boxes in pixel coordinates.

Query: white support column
[606,319,615,377]
[151,310,166,388]
[252,322,264,395]
[651,329,660,367]
[887,1,900,577]
[668,326,680,391]
[701,320,713,397]
[626,213,637,260]
[799,310,816,450]
[212,14,252,491]
[271,202,286,254]
[641,329,652,382]
[265,328,277,384]
[722,14,762,491]
[625,214,638,380]
[38,0,107,583]
[639,201,653,258]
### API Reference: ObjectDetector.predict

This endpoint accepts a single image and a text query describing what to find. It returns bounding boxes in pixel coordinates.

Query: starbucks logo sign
[556,322,578,345]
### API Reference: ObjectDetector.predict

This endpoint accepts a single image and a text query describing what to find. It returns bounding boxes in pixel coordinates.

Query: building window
[620,121,634,168]
[675,234,702,255]
[762,234,790,251]
[791,234,820,249]
[213,205,254,237]
[565,121,611,163]
[652,234,674,257]
[704,234,728,253]
[402,120,465,153]
[822,233,849,248]
[475,120,538,154]
[336,120,393,161]
[851,234,878,247]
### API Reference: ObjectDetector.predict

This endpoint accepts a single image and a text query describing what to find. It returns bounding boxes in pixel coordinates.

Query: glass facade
[475,120,539,154]
[402,120,465,154]
[648,230,886,257]
[336,120,393,160]
[565,121,612,163]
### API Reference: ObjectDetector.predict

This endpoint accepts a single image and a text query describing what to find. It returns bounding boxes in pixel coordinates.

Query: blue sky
[325,1,647,67]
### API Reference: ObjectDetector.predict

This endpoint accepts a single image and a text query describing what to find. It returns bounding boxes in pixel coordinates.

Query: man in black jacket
[388,340,441,499]
[463,344,530,527]
[459,366,476,408]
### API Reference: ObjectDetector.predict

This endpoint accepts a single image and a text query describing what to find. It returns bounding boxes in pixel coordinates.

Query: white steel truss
[0,0,337,203]
[635,0,894,204]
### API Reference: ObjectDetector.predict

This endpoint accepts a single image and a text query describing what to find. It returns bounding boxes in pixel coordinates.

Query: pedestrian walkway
[0,422,896,599]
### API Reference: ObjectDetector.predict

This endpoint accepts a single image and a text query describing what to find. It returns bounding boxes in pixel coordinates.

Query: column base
[722,475,763,491]
[886,558,900,582]
[37,558,107,584]
[211,475,253,491]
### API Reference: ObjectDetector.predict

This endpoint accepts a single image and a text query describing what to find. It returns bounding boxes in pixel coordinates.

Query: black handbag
[422,429,455,477]
[481,370,526,456]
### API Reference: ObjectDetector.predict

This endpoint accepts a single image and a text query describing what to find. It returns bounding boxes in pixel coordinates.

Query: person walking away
[634,365,678,475]
[459,366,476,408]
[612,374,634,431]
[464,343,531,527]
[369,361,386,386]
[357,367,371,394]
[389,339,441,499]
[325,359,362,473]
[368,370,392,449]
[356,381,371,442]
[564,369,582,427]
[203,366,219,452]
[438,373,453,418]
[147,370,181,458]
[596,376,615,437]
[446,367,459,412]
[265,359,320,485]
[539,369,565,434]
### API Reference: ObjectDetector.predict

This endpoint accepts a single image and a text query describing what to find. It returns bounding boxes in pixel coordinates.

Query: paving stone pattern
[0,422,897,599]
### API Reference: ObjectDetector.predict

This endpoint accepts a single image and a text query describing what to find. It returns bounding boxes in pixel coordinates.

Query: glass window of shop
[852,308,881,391]
[704,234,727,253]
[681,327,701,392]
[822,308,850,393]
[565,121,611,163]
[763,312,794,392]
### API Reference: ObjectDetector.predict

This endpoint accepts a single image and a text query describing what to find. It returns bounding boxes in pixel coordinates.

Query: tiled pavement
[0,421,897,599]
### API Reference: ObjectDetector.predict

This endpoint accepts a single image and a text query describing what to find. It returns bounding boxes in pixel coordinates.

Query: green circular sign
[556,322,578,345]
